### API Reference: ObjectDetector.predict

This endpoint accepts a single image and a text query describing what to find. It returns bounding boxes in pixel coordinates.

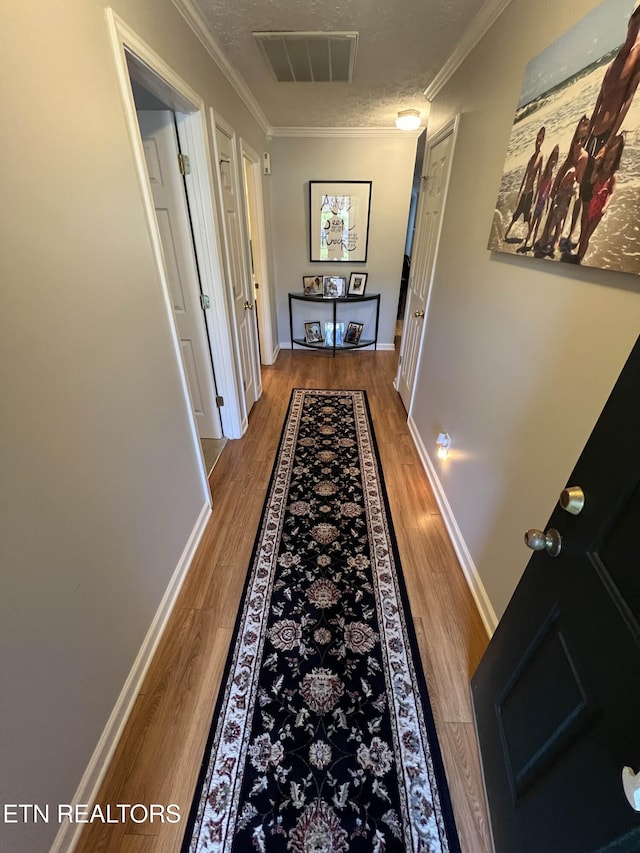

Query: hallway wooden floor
[76,350,492,853]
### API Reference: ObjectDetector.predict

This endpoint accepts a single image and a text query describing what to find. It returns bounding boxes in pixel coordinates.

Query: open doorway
[394,117,459,412]
[212,116,262,423]
[107,9,249,468]
[241,141,276,365]
[395,130,426,349]
[131,80,227,472]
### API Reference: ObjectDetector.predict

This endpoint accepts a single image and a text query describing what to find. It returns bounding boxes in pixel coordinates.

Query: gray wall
[410,0,640,621]
[5,0,639,850]
[269,134,418,348]
[0,1,268,850]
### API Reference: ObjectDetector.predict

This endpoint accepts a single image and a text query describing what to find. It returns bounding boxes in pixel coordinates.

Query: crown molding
[269,126,423,139]
[424,0,513,101]
[171,0,511,137]
[171,0,271,135]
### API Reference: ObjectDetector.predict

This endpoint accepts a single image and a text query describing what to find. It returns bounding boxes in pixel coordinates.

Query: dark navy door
[472,336,640,852]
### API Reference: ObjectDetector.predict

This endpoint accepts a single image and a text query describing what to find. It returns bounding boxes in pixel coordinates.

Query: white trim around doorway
[394,115,460,409]
[106,9,245,441]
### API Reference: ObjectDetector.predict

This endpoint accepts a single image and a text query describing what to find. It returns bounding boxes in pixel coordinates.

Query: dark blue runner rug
[182,389,460,852]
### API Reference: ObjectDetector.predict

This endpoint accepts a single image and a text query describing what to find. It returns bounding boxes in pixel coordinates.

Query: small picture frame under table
[304,321,324,343]
[344,321,364,345]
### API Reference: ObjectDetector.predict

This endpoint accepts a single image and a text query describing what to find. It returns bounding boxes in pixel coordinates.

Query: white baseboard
[262,343,280,366]
[269,343,281,364]
[407,416,497,637]
[51,500,212,853]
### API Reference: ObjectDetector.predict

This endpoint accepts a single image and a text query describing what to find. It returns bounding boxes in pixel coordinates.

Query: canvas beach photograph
[488,0,640,275]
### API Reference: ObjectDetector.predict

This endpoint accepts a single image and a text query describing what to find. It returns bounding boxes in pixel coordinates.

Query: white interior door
[397,118,458,411]
[137,110,222,439]
[214,120,260,418]
[242,145,274,366]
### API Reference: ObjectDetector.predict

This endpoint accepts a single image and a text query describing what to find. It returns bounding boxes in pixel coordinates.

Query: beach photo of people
[488,0,640,275]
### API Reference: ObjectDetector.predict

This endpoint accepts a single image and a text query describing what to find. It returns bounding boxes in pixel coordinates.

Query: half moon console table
[288,292,380,357]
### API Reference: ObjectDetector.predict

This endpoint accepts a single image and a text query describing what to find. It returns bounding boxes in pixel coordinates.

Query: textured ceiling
[188,0,490,129]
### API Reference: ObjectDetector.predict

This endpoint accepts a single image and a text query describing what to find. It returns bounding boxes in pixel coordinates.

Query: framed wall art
[488,0,640,275]
[309,181,372,262]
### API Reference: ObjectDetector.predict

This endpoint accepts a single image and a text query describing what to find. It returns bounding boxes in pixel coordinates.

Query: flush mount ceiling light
[395,109,421,130]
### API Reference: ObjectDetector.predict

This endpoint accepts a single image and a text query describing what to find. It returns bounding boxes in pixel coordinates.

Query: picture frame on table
[309,180,372,262]
[322,275,347,298]
[344,321,364,345]
[303,275,323,296]
[304,321,324,343]
[347,272,368,296]
[324,322,345,347]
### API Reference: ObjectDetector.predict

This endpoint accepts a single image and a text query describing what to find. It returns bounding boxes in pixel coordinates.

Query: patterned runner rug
[182,389,460,852]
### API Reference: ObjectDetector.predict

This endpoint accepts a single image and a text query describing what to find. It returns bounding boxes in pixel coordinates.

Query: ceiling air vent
[253,31,358,83]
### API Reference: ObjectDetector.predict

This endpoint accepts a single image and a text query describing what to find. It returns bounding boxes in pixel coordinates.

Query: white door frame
[239,140,277,365]
[395,115,460,415]
[106,10,246,441]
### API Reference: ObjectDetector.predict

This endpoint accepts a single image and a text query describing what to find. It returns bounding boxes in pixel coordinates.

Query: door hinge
[178,154,191,175]
[200,294,211,310]
[216,395,224,407]
[398,354,403,366]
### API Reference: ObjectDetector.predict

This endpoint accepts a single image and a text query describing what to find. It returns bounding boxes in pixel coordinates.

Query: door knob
[244,301,254,310]
[559,486,585,515]
[622,767,640,811]
[414,310,425,318]
[524,528,562,557]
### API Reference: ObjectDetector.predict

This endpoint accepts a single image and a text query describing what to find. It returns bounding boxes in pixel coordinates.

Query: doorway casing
[107,10,247,443]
